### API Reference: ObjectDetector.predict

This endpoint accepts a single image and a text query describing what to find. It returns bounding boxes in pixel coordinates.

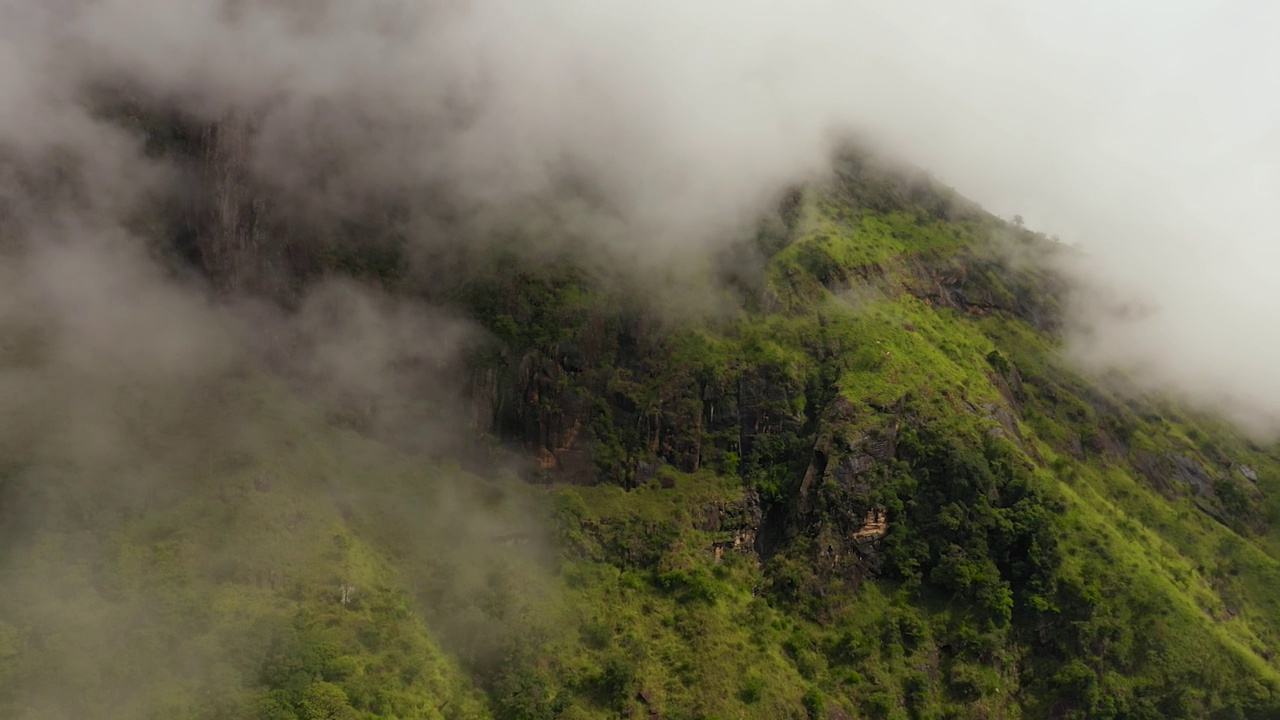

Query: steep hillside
[3,143,1280,720]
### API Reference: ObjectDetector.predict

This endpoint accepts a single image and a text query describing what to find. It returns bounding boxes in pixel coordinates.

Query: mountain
[2,119,1280,720]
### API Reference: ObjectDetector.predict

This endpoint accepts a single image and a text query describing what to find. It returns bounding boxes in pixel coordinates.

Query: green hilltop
[4,147,1280,720]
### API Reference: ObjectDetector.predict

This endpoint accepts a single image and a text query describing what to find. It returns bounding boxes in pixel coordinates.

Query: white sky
[877,0,1280,429]
[2,0,1278,430]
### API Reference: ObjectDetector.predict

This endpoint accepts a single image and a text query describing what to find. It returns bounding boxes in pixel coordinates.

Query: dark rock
[1066,434,1086,460]
[1133,451,1216,498]
[732,490,765,555]
[865,426,898,461]
[737,364,806,463]
[708,491,765,561]
[1083,431,1126,460]
[475,349,602,484]
[833,452,877,482]
[797,440,832,510]
[788,396,904,585]
[555,445,596,486]
[701,505,723,532]
[829,395,859,419]
[1193,500,1233,529]
[903,250,1064,332]
[1168,454,1216,497]
[192,117,288,296]
[988,367,1024,411]
[978,402,1022,445]
[467,366,500,436]
[633,460,658,487]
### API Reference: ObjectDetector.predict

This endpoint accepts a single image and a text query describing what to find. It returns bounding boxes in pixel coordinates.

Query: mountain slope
[3,145,1280,720]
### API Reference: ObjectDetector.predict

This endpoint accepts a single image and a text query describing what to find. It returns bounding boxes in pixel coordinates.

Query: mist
[826,0,1280,434]
[2,0,1271,430]
[0,0,1278,714]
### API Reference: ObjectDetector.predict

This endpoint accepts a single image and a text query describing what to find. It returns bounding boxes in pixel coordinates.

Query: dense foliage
[4,151,1280,719]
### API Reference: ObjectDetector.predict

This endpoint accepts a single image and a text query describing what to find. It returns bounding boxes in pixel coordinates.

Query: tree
[299,682,358,720]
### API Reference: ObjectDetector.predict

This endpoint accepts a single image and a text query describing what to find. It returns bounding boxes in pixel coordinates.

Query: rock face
[1133,451,1216,498]
[709,490,765,560]
[193,117,285,295]
[460,314,816,485]
[975,401,1023,445]
[160,112,410,299]
[906,253,1064,333]
[515,350,590,483]
[1236,463,1260,484]
[791,397,901,584]
[736,364,807,467]
[466,348,595,485]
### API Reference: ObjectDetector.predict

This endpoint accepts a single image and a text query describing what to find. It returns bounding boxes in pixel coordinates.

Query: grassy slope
[4,167,1280,720]
[532,186,1280,719]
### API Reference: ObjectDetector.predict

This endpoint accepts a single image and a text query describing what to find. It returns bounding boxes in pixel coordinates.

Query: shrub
[739,674,765,704]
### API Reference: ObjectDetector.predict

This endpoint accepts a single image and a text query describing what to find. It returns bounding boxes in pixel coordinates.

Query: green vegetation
[5,150,1280,719]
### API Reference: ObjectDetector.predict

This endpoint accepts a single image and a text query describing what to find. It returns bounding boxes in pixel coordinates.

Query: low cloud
[0,0,1278,712]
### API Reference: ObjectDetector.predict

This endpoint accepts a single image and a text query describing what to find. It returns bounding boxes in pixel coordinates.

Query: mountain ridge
[1,116,1279,719]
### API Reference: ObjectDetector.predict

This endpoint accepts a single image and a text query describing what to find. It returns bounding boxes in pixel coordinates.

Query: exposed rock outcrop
[787,396,902,584]
[190,116,299,296]
[468,348,596,484]
[1236,463,1260,484]
[1132,451,1216,498]
[709,489,765,560]
[906,252,1064,332]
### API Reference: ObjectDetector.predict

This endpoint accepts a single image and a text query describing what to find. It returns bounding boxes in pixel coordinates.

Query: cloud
[0,2,1276,452]
[2,0,1280,714]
